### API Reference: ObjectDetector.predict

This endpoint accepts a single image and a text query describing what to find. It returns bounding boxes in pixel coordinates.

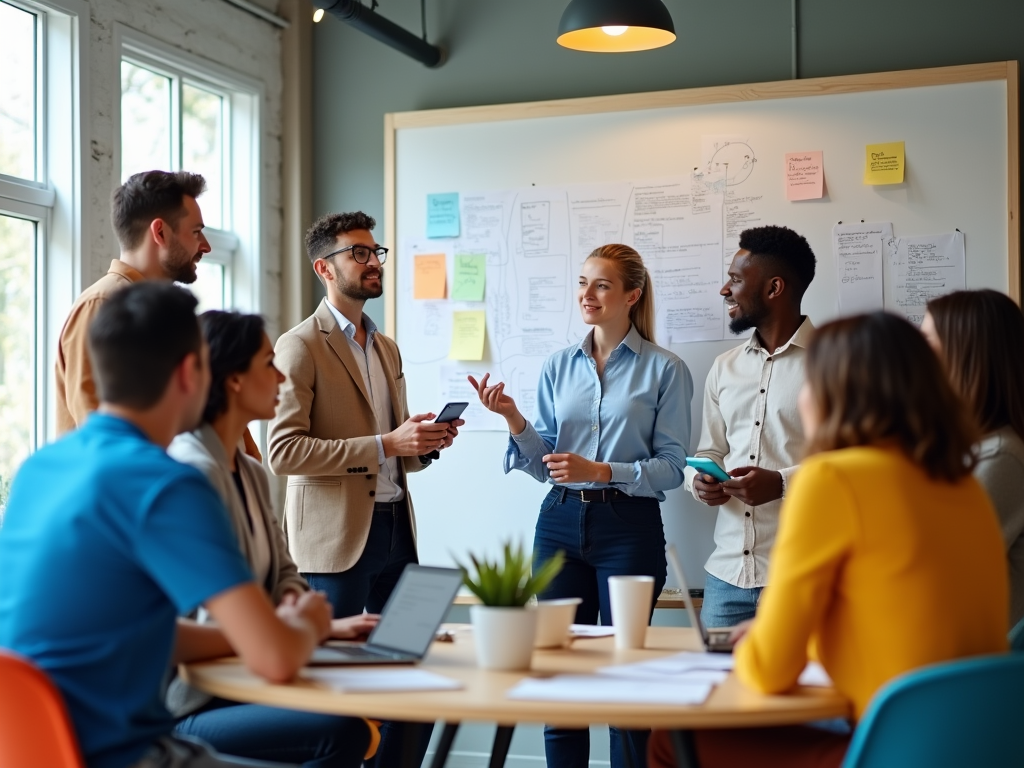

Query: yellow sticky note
[414,254,447,300]
[449,310,486,360]
[864,142,905,185]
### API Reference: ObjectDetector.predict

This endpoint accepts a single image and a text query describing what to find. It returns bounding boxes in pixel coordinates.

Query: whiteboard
[386,63,1019,586]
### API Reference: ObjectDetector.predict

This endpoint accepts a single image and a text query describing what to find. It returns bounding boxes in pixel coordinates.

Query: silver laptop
[308,564,462,666]
[666,544,734,654]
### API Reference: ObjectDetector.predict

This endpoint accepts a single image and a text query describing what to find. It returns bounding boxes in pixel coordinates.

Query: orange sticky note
[785,151,824,201]
[414,254,447,299]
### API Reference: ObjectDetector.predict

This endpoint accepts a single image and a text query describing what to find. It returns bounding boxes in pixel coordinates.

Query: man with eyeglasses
[268,209,460,623]
[269,212,458,767]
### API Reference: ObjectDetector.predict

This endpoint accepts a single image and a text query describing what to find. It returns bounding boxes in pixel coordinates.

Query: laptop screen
[665,545,711,647]
[366,565,463,656]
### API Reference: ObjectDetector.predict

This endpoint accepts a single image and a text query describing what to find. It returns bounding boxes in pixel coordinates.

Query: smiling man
[268,211,461,768]
[55,170,211,434]
[683,225,817,629]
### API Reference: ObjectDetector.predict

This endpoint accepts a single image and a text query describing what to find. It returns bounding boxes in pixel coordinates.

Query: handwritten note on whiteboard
[413,253,447,300]
[427,192,460,238]
[785,151,824,201]
[886,231,966,324]
[449,310,486,360]
[832,222,889,315]
[864,142,905,185]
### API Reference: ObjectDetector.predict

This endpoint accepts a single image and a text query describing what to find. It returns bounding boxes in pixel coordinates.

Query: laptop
[308,564,463,666]
[666,544,734,654]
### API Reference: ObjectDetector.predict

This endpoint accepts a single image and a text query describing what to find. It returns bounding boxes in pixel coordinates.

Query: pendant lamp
[557,0,676,53]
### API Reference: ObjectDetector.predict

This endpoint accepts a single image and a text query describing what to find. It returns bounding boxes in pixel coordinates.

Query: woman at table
[648,312,1009,768]
[921,289,1024,627]
[470,243,693,768]
[167,310,378,768]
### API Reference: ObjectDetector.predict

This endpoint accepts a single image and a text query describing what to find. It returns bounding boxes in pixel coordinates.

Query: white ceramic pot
[470,605,538,671]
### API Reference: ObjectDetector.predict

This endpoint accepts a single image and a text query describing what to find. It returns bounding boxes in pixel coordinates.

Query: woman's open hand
[467,373,527,433]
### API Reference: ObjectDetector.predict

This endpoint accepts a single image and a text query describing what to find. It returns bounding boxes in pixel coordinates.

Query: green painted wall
[311,0,1023,323]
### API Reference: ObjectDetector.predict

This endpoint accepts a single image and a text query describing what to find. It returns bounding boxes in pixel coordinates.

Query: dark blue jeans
[303,501,431,768]
[175,696,368,768]
[532,487,667,768]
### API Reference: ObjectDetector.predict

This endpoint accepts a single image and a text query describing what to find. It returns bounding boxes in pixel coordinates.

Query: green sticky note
[452,253,486,302]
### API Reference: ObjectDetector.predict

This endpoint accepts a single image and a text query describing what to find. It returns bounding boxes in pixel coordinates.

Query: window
[0,0,85,514]
[116,27,262,316]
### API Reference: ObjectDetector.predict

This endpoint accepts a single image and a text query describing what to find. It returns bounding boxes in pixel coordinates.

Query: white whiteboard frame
[383,61,1020,333]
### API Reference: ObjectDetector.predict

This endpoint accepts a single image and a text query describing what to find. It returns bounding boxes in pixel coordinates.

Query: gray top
[165,424,308,716]
[974,426,1024,627]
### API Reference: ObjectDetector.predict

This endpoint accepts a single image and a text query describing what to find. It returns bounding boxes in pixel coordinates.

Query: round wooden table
[182,626,849,768]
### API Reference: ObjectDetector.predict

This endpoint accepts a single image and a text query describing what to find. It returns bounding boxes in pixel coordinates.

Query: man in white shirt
[684,225,817,628]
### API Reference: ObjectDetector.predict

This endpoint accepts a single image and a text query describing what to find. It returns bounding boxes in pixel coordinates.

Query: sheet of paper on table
[798,661,833,687]
[303,668,463,693]
[597,652,734,685]
[569,624,616,638]
[508,675,713,705]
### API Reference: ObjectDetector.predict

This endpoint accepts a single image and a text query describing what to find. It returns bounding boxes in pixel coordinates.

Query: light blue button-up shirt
[504,326,693,500]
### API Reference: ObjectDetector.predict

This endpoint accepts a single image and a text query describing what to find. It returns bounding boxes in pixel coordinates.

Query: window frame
[0,0,88,450]
[113,24,265,318]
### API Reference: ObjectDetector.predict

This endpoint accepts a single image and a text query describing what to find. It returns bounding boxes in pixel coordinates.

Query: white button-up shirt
[683,317,814,588]
[325,303,403,503]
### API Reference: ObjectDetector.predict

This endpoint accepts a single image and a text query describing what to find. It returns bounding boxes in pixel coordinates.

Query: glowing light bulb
[602,26,628,36]
[313,8,325,22]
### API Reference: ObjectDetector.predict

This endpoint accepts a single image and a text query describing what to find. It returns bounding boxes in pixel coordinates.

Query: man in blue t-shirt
[0,283,332,768]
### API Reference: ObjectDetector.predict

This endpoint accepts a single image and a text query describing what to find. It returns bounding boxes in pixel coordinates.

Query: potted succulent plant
[456,542,564,670]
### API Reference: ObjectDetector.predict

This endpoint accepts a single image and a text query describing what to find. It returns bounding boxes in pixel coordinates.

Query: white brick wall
[82,0,283,331]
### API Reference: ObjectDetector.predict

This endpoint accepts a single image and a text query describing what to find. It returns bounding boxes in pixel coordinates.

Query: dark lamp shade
[557,0,676,53]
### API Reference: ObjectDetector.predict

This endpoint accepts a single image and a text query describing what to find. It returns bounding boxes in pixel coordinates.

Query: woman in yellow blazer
[649,311,1009,768]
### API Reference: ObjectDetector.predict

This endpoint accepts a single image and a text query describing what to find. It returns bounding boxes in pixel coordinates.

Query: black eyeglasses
[323,244,389,265]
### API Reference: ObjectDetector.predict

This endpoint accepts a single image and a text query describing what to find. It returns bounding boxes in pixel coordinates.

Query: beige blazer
[267,299,427,573]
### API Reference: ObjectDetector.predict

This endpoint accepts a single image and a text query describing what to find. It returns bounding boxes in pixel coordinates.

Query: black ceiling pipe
[321,1,445,68]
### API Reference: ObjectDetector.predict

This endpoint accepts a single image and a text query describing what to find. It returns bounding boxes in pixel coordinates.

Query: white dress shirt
[683,317,814,589]
[325,302,403,503]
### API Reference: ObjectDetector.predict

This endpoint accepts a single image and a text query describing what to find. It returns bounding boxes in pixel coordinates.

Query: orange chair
[0,650,85,768]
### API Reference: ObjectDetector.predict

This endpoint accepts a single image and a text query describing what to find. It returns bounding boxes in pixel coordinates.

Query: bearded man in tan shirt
[56,170,214,433]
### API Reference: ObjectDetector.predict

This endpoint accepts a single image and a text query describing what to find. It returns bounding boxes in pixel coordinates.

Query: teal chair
[842,654,1024,768]
[1010,616,1024,651]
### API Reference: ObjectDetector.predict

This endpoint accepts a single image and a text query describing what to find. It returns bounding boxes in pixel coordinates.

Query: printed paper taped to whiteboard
[832,222,889,314]
[303,668,463,693]
[886,231,966,325]
[507,675,713,705]
[439,363,506,431]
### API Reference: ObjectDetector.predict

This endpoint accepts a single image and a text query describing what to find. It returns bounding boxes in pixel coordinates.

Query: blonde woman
[470,244,693,768]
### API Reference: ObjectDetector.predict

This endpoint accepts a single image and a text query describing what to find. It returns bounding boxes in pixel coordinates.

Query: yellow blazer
[268,299,427,573]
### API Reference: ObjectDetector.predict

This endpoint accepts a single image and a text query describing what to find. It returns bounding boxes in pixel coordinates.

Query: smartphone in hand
[686,457,730,483]
[435,402,469,423]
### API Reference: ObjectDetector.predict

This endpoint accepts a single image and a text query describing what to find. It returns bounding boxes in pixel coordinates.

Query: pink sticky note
[785,151,824,201]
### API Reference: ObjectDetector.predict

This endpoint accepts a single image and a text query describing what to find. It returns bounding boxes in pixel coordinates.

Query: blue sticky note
[427,193,460,238]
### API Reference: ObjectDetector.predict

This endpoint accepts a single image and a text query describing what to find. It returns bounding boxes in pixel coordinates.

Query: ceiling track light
[557,0,676,53]
[315,1,445,68]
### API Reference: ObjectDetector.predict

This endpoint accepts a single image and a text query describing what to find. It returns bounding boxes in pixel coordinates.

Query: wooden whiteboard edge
[388,62,1011,129]
[1008,61,1021,303]
[384,112,397,335]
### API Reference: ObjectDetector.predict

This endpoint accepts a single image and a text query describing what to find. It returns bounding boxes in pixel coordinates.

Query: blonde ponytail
[586,245,656,343]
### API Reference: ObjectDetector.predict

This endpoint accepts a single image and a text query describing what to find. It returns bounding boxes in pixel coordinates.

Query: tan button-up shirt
[683,317,814,589]
[55,260,144,435]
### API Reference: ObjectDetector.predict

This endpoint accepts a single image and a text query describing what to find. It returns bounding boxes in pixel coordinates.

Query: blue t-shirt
[0,414,252,768]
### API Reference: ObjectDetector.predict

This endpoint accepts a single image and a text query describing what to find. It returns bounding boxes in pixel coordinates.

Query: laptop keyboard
[328,645,390,659]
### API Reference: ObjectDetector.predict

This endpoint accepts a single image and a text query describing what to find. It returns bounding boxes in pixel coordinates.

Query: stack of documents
[506,652,833,705]
[303,668,463,693]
